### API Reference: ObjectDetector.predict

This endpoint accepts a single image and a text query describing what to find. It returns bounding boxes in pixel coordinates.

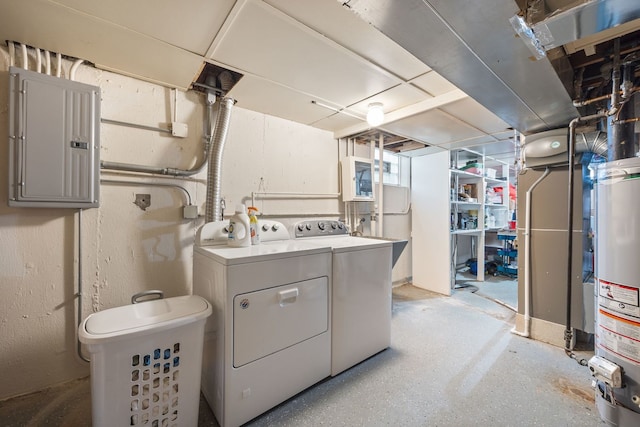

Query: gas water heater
[593,157,640,426]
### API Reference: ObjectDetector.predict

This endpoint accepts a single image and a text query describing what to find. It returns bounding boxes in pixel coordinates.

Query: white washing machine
[294,220,393,376]
[193,220,332,427]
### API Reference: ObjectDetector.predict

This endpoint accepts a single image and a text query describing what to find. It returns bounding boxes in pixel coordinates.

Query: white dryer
[294,220,393,376]
[193,220,332,427]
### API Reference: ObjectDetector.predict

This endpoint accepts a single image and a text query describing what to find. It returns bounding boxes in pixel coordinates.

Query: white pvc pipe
[369,138,376,236]
[35,48,42,73]
[512,167,550,338]
[56,52,61,78]
[69,59,83,80]
[9,42,15,67]
[44,50,51,75]
[20,43,28,70]
[378,133,384,237]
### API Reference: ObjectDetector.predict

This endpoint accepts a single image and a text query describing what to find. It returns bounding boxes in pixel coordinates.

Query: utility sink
[362,236,408,268]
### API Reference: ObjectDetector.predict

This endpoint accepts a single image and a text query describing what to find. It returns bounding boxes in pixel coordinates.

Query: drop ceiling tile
[54,0,234,55]
[227,74,339,126]
[347,83,432,115]
[410,71,459,96]
[440,97,512,134]
[438,135,500,151]
[383,109,484,146]
[0,0,203,89]
[312,113,364,133]
[401,145,445,157]
[265,0,431,80]
[209,0,401,106]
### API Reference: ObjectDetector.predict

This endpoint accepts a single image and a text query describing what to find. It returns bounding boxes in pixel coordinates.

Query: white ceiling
[0,0,517,160]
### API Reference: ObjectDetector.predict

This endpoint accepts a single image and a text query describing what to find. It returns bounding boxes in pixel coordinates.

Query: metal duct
[205,96,234,223]
[522,128,607,168]
[575,130,608,157]
[530,0,640,52]
[347,0,578,134]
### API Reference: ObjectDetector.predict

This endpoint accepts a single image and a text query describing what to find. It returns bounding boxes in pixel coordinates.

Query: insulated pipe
[512,167,550,338]
[205,96,235,223]
[20,43,27,69]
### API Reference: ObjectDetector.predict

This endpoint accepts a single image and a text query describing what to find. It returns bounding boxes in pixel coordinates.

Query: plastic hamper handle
[131,290,164,304]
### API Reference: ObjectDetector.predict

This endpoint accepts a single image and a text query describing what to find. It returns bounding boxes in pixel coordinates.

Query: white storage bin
[79,295,212,427]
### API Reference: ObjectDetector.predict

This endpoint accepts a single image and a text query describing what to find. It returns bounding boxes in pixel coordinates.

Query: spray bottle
[248,206,260,245]
[228,204,251,247]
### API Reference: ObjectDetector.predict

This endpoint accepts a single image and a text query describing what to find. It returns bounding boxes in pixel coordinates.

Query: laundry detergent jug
[228,204,250,247]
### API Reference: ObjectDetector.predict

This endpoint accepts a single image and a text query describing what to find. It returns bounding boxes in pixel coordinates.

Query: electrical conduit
[512,167,550,338]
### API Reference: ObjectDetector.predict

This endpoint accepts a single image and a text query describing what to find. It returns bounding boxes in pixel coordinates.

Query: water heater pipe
[512,167,550,338]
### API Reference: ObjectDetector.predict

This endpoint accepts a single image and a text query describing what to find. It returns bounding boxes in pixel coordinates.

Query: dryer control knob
[271,224,280,231]
[331,222,337,229]
[318,222,326,230]
[297,224,304,232]
[305,223,312,231]
[263,224,271,232]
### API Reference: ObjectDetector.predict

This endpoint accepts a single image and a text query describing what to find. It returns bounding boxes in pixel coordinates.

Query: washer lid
[81,295,211,339]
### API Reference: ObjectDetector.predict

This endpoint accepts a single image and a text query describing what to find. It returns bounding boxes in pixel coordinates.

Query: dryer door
[233,276,328,367]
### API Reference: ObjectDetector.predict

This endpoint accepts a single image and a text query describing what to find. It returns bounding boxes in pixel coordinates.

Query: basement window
[374,148,408,186]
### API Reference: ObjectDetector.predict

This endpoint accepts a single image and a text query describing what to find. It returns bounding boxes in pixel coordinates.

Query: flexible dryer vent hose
[205,96,234,223]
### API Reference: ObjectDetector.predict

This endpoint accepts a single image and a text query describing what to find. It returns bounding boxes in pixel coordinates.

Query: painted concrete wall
[0,45,411,400]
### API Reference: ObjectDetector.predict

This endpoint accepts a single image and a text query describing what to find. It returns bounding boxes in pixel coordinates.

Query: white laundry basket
[79,295,212,427]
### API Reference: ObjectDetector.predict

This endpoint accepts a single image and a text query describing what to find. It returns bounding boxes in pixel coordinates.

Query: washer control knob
[297,224,304,232]
[337,222,344,229]
[223,226,229,233]
[305,223,312,231]
[271,224,280,231]
[318,222,326,231]
[331,222,337,229]
[263,224,271,232]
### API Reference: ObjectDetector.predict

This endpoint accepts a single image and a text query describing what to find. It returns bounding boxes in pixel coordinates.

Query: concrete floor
[0,284,604,426]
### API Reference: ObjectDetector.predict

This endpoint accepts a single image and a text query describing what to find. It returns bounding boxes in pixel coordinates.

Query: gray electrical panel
[8,66,100,208]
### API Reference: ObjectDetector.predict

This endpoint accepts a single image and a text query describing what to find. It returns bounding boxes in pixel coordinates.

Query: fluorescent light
[367,102,384,127]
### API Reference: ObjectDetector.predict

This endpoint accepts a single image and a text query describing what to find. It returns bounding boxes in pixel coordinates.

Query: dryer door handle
[278,288,299,306]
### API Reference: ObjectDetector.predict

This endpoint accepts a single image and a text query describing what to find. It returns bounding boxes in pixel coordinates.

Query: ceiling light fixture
[366,102,384,127]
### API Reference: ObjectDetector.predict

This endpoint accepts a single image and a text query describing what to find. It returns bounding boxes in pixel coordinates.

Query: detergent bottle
[248,206,260,245]
[227,204,250,247]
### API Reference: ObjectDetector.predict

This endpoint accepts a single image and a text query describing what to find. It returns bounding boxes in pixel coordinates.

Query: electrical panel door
[8,66,100,208]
